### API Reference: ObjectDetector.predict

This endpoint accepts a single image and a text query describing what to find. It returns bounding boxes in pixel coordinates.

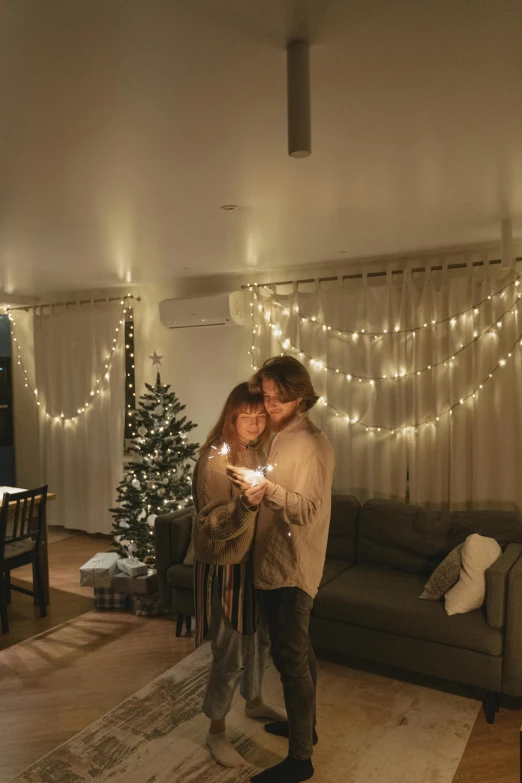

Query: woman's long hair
[201,382,268,464]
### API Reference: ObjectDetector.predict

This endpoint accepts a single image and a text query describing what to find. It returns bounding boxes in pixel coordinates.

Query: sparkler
[246,463,274,486]
[209,442,231,459]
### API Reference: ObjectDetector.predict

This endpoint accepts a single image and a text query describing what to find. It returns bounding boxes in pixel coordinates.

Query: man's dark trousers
[259,587,317,760]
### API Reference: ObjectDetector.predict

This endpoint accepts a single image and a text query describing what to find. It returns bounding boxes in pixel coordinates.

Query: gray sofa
[154,496,522,723]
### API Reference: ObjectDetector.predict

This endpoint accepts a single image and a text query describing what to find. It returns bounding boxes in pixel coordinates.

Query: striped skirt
[194,559,258,647]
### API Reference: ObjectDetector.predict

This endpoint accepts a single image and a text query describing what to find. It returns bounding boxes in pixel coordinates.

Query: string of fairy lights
[254,272,522,336]
[6,296,136,423]
[248,283,522,433]
[252,288,522,381]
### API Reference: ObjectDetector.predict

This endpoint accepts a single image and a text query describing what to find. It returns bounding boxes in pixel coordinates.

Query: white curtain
[253,274,409,501]
[34,304,125,533]
[408,261,522,512]
[252,258,522,511]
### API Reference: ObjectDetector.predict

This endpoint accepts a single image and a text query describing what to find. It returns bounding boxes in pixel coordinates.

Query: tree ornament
[147,514,157,528]
[131,478,141,489]
[149,351,163,367]
[154,404,165,416]
[138,426,147,436]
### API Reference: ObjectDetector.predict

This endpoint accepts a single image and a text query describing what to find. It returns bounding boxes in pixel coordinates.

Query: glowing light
[246,463,274,486]
[209,442,231,460]
[250,285,521,434]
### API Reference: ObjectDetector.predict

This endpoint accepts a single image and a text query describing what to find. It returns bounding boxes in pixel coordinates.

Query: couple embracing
[192,356,334,783]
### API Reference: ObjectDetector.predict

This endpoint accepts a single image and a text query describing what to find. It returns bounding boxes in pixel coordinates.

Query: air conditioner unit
[159,291,245,330]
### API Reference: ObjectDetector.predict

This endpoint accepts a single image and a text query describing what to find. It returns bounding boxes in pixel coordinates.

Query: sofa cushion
[420,543,464,600]
[167,563,194,590]
[326,495,360,564]
[446,510,522,550]
[445,534,501,616]
[357,499,452,573]
[313,564,503,656]
[320,558,351,588]
[357,499,522,574]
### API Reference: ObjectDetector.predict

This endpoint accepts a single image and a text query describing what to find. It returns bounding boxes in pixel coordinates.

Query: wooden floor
[0,532,519,783]
[0,532,194,783]
[455,707,520,783]
[0,533,103,652]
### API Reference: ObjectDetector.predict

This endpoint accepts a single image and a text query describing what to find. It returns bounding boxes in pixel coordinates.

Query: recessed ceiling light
[220,204,238,211]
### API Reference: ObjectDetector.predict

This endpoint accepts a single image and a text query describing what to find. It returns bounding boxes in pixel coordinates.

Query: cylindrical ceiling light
[287,40,311,158]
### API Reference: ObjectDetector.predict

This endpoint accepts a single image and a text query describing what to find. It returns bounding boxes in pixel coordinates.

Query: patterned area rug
[13,643,480,783]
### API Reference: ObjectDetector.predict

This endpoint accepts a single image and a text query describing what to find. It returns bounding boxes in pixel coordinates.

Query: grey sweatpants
[202,587,270,721]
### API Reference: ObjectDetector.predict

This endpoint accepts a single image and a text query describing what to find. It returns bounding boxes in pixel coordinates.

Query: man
[228,356,334,783]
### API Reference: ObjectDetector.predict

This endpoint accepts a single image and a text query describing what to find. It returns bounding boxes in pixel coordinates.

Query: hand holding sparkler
[226,463,274,504]
[243,482,268,506]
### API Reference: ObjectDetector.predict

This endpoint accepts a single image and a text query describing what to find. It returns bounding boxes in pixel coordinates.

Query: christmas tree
[110,368,199,561]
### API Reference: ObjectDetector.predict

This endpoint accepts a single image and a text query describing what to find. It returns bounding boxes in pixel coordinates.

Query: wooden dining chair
[0,486,48,634]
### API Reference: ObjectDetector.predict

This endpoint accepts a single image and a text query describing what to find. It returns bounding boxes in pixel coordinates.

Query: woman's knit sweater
[192,446,258,565]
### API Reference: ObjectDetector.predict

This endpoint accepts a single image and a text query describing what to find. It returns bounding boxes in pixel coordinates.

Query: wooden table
[2,488,57,604]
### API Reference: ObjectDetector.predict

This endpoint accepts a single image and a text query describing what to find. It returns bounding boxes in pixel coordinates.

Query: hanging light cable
[6,296,134,422]
[290,328,522,433]
[249,289,522,432]
[252,288,521,381]
[253,273,522,336]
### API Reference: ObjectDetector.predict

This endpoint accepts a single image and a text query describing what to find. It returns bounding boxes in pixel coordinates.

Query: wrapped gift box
[80,552,121,588]
[131,592,170,617]
[93,587,129,610]
[117,558,148,577]
[113,569,158,596]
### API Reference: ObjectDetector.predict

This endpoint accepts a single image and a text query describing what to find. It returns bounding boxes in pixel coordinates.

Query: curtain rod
[6,294,141,313]
[242,256,522,290]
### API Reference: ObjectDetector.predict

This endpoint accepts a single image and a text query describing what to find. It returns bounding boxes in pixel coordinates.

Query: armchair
[154,507,194,636]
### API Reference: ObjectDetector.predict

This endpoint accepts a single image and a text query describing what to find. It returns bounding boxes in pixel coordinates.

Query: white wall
[134,281,252,449]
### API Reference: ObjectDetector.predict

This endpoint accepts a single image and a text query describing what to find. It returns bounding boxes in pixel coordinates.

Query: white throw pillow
[444,533,501,616]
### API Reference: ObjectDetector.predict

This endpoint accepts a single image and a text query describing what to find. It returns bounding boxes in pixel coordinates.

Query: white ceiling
[1,0,522,295]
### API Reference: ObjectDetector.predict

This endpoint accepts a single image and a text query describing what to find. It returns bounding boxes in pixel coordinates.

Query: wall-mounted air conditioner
[159,291,245,330]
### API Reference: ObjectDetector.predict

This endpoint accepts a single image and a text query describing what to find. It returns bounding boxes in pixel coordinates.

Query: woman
[192,382,286,769]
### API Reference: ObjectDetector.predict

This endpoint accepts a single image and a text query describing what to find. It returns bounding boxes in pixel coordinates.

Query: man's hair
[250,356,319,411]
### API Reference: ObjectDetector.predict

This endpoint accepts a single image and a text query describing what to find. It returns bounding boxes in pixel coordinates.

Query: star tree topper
[149,351,163,367]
